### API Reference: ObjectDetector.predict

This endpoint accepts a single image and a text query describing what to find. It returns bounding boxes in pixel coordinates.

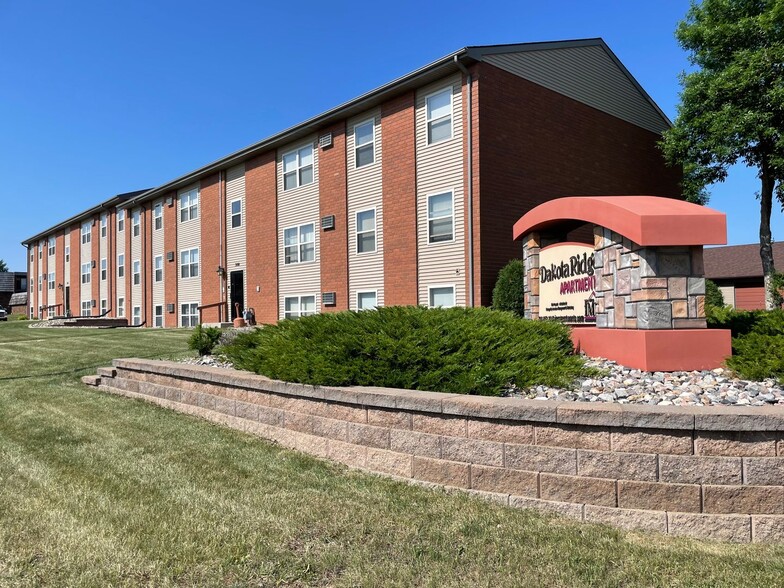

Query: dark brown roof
[703,243,784,280]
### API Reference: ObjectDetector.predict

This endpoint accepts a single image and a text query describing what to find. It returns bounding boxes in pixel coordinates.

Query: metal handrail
[197,301,229,324]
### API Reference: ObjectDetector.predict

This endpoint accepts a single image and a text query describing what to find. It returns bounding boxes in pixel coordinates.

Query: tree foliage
[662,0,784,308]
[705,278,725,307]
[491,259,526,317]
[0,259,8,272]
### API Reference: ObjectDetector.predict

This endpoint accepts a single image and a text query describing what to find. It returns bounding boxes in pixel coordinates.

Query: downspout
[454,55,474,307]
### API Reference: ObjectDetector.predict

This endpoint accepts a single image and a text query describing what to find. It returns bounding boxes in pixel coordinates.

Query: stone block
[594,249,603,268]
[610,428,693,455]
[601,274,614,292]
[595,314,608,328]
[743,457,784,485]
[640,277,668,289]
[606,308,615,328]
[390,429,441,458]
[658,253,691,276]
[619,252,632,269]
[614,297,625,320]
[695,431,777,457]
[509,495,584,520]
[630,289,669,302]
[214,396,235,417]
[688,277,706,295]
[617,480,701,512]
[673,319,707,329]
[604,291,614,308]
[296,433,330,459]
[467,419,534,444]
[440,436,504,467]
[696,296,705,318]
[638,249,657,277]
[752,515,784,542]
[256,405,285,427]
[630,267,641,290]
[625,301,637,318]
[672,300,688,318]
[667,512,751,542]
[535,424,610,451]
[504,444,577,475]
[691,247,705,275]
[659,454,742,485]
[584,505,667,533]
[366,448,412,478]
[615,268,631,295]
[636,301,673,329]
[577,449,658,481]
[704,485,784,514]
[412,413,466,437]
[328,440,367,468]
[367,408,411,429]
[470,464,538,496]
[347,422,390,449]
[556,404,624,427]
[412,456,470,488]
[539,473,617,507]
[668,277,688,299]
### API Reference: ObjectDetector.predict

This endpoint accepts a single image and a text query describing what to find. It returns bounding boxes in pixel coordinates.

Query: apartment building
[23,39,682,326]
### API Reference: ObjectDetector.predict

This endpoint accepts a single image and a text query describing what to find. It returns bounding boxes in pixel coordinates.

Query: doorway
[229,270,244,320]
[64,286,70,317]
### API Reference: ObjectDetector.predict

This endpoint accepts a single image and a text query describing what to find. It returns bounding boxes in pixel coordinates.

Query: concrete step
[81,375,101,387]
[96,367,117,378]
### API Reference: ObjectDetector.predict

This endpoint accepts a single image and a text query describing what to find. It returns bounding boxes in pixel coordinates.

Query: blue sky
[0,0,772,271]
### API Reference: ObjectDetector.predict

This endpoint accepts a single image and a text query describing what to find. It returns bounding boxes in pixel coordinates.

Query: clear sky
[0,0,773,271]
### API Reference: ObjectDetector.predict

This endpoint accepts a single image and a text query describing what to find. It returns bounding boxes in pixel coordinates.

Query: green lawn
[1,320,784,587]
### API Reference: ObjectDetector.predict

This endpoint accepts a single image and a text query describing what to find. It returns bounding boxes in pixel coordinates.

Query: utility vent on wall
[321,215,335,231]
[318,133,332,149]
[167,251,175,262]
[322,292,336,306]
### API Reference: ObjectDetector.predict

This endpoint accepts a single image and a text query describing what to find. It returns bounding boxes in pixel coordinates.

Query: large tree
[0,259,8,272]
[662,0,784,309]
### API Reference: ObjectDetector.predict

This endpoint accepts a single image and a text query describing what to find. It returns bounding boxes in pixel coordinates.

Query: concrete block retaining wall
[84,359,784,543]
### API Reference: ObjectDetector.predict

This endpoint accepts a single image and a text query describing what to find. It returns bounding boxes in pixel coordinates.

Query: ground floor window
[100,299,107,315]
[81,301,91,316]
[181,302,199,327]
[118,297,125,318]
[357,290,378,310]
[428,285,455,308]
[132,306,141,326]
[154,305,163,328]
[284,295,316,319]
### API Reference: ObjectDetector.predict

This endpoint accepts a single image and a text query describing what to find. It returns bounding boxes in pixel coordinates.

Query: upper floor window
[282,145,313,190]
[154,255,163,282]
[180,189,199,222]
[354,120,375,167]
[100,214,107,238]
[427,191,454,243]
[100,258,107,281]
[47,272,55,290]
[132,210,141,237]
[117,209,125,232]
[283,223,315,264]
[81,263,90,284]
[81,221,91,245]
[117,253,125,278]
[65,246,70,263]
[38,275,42,291]
[154,202,163,230]
[133,260,141,285]
[47,236,55,255]
[230,199,242,228]
[180,248,199,279]
[426,88,453,145]
[356,209,376,254]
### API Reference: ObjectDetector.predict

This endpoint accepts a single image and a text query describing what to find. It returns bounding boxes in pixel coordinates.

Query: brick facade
[200,174,223,323]
[163,194,178,327]
[245,153,278,324]
[69,225,80,316]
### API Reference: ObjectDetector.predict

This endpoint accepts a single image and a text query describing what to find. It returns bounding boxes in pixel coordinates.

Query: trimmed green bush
[491,260,525,317]
[188,325,223,356]
[708,307,784,381]
[705,279,724,308]
[220,306,586,395]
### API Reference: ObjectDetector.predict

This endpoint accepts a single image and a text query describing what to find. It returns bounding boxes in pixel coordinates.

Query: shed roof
[703,243,784,280]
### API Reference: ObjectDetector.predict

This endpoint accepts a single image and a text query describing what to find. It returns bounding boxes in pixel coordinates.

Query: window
[426,87,453,144]
[132,306,141,326]
[230,199,242,228]
[118,297,125,318]
[284,295,316,319]
[81,301,92,317]
[357,291,377,310]
[132,210,141,237]
[153,203,163,230]
[427,191,454,243]
[117,209,125,232]
[356,209,376,253]
[133,260,141,285]
[154,255,163,282]
[65,246,70,263]
[100,299,107,315]
[48,236,55,255]
[30,250,33,262]
[118,254,125,278]
[38,275,42,291]
[154,305,163,328]
[429,286,455,308]
[354,120,375,167]
[180,248,199,278]
[81,263,90,284]
[38,243,42,259]
[81,221,91,244]
[283,224,315,264]
[181,302,199,327]
[100,214,107,238]
[100,258,107,281]
[179,189,199,222]
[47,272,55,290]
[282,145,314,190]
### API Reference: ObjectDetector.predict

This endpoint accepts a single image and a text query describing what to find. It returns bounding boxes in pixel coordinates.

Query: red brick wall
[245,153,278,324]
[381,91,418,306]
[462,66,482,306]
[125,211,131,321]
[41,240,48,316]
[55,232,65,314]
[143,205,152,323]
[91,217,99,313]
[476,63,683,306]
[163,194,178,327]
[107,210,115,317]
[319,122,349,312]
[69,225,80,316]
[200,174,223,323]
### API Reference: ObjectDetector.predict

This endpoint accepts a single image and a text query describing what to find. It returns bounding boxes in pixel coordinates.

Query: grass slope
[0,320,783,586]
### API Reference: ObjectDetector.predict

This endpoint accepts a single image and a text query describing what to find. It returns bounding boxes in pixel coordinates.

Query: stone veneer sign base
[85,359,784,543]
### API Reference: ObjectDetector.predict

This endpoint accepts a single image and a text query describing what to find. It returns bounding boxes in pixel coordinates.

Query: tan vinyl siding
[152,198,165,309]
[47,237,56,304]
[131,206,142,309]
[64,231,70,287]
[80,222,91,302]
[116,209,126,307]
[719,286,736,309]
[177,185,201,321]
[347,110,384,310]
[415,75,465,307]
[277,136,321,318]
[99,214,108,304]
[225,164,247,305]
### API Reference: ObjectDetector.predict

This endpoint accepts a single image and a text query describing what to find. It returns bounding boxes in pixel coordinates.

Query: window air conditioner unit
[166,196,174,207]
[321,215,335,231]
[167,303,175,313]
[91,300,96,308]
[322,291,336,306]
[91,260,96,268]
[167,251,175,262]
[318,133,332,149]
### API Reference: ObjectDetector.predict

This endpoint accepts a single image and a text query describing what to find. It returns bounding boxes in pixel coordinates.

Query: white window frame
[284,295,317,320]
[153,202,163,230]
[133,260,141,286]
[154,305,163,328]
[117,297,125,318]
[81,263,91,284]
[47,272,55,291]
[132,306,141,326]
[354,119,375,168]
[132,210,141,237]
[356,290,378,311]
[179,188,199,223]
[428,284,456,308]
[427,190,455,244]
[355,208,377,254]
[283,223,315,265]
[81,222,91,245]
[81,301,92,317]
[100,258,107,281]
[282,144,314,191]
[38,242,42,259]
[180,248,199,279]
[181,302,199,327]
[117,209,125,232]
[65,246,70,263]
[154,255,163,283]
[37,275,42,291]
[230,199,242,229]
[100,214,107,238]
[30,250,33,262]
[425,87,453,145]
[100,298,107,315]
[48,236,55,256]
[118,254,125,278]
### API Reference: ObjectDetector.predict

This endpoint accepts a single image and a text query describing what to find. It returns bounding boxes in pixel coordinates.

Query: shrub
[220,306,586,396]
[188,325,223,356]
[704,279,724,308]
[708,308,784,381]
[492,259,526,317]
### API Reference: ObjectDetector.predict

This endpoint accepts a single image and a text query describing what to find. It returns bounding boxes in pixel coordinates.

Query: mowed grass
[0,321,783,586]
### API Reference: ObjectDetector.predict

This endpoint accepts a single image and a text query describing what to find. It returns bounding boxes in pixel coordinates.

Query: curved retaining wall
[84,359,784,543]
